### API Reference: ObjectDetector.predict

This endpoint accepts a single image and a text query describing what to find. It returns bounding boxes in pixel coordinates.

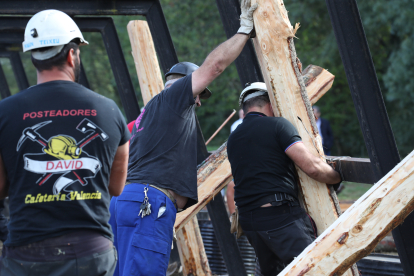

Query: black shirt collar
[245,112,267,118]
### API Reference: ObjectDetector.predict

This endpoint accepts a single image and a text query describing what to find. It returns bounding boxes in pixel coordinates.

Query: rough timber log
[280,149,414,275]
[127,20,164,105]
[176,216,212,276]
[302,65,334,105]
[127,20,211,276]
[251,0,356,275]
[175,143,232,231]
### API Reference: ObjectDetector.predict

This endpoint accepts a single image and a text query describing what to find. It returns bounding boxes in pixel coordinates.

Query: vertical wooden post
[251,0,356,274]
[127,20,164,106]
[127,20,211,276]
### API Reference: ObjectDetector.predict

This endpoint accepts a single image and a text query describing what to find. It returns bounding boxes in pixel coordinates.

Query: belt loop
[275,193,283,202]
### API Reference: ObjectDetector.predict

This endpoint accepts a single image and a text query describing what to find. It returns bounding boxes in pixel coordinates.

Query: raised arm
[286,142,341,184]
[108,142,129,196]
[191,0,258,96]
[0,153,8,199]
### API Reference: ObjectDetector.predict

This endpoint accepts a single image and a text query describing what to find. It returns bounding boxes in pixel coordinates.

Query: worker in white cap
[227,82,342,276]
[0,10,130,275]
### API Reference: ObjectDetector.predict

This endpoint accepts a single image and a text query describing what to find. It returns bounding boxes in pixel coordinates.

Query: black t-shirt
[0,81,130,247]
[227,112,302,213]
[127,75,198,207]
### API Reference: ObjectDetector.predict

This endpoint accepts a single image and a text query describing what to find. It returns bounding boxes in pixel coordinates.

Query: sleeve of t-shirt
[275,117,302,152]
[162,74,195,114]
[115,107,131,146]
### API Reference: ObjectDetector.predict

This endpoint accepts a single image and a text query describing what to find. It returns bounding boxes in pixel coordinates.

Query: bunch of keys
[138,187,151,218]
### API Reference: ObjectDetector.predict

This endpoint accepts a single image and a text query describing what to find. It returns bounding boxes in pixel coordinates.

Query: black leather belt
[256,193,299,207]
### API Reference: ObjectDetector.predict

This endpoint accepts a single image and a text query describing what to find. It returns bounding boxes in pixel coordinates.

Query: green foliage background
[1,0,413,158]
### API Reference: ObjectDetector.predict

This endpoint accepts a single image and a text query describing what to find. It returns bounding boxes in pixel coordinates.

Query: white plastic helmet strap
[31,45,65,61]
[243,90,267,103]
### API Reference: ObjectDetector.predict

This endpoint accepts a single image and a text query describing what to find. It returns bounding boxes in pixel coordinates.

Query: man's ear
[66,48,75,68]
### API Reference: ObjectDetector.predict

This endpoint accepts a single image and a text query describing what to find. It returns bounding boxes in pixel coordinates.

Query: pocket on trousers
[116,192,145,227]
[266,219,314,263]
[129,233,170,276]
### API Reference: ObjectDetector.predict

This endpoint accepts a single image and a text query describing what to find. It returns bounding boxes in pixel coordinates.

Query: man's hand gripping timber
[238,0,259,37]
[191,0,258,96]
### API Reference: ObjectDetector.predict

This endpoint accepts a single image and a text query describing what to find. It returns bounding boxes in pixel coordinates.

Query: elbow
[110,186,124,197]
[306,165,321,180]
[212,60,225,77]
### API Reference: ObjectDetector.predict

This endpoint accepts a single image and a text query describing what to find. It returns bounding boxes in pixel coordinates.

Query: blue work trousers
[109,183,176,276]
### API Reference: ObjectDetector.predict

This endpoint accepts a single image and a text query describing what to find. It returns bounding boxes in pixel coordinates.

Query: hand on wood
[238,0,258,36]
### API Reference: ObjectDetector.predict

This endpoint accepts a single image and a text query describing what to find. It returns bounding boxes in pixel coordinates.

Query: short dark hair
[242,93,270,114]
[31,41,79,72]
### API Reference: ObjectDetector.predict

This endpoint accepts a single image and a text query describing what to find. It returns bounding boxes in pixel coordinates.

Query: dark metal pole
[0,63,11,99]
[6,51,29,90]
[215,0,263,85]
[146,0,178,75]
[325,0,414,274]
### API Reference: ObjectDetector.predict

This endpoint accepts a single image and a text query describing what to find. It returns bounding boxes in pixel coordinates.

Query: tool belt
[125,182,181,212]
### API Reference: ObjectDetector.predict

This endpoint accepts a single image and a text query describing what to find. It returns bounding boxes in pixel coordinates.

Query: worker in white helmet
[0,10,130,275]
[227,82,342,276]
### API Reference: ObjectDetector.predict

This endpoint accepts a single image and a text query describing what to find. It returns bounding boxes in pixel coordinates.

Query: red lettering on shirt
[55,161,63,170]
[22,109,99,120]
[75,161,83,169]
[46,162,54,170]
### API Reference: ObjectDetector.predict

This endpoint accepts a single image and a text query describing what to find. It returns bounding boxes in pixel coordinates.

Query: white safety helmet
[238,82,268,106]
[23,9,88,60]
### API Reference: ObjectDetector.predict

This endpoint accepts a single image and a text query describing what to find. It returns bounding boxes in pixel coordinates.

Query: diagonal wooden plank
[280,149,414,275]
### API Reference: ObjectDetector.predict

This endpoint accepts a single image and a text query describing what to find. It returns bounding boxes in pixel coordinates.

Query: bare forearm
[203,34,249,76]
[192,34,249,94]
[309,159,341,184]
[109,143,129,196]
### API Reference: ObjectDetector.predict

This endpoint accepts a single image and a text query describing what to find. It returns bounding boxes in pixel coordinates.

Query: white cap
[23,10,88,60]
[238,82,268,106]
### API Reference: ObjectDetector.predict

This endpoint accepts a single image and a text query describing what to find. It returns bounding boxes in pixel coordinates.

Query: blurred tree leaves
[1,0,413,157]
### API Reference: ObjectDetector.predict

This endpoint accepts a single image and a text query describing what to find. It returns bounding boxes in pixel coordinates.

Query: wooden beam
[302,65,334,105]
[176,216,212,275]
[251,0,356,275]
[175,143,232,231]
[281,149,414,275]
[127,20,211,276]
[127,20,164,106]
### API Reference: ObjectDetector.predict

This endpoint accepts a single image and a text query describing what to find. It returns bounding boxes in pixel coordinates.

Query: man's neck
[37,69,74,85]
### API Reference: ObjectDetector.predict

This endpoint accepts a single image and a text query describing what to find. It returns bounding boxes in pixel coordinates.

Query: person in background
[312,105,334,155]
[230,109,244,132]
[0,10,130,275]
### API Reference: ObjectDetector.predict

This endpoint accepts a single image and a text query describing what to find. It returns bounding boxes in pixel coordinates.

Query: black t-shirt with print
[227,112,302,213]
[0,81,130,247]
[127,74,198,207]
